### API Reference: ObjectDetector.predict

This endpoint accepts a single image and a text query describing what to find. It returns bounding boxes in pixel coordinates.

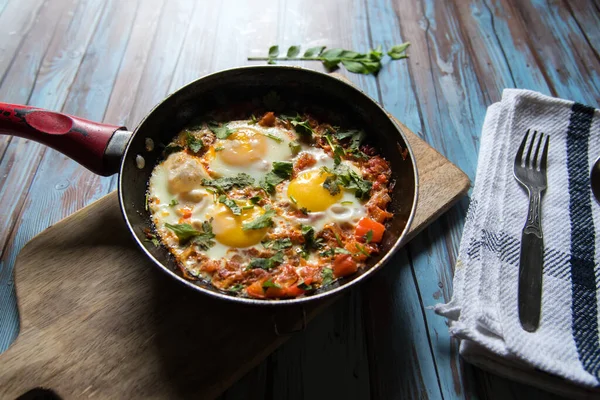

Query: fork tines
[516,129,549,172]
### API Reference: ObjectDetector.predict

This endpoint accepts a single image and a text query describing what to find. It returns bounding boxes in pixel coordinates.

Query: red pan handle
[0,103,128,176]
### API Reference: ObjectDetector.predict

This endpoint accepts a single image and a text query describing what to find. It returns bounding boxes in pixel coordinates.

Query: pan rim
[118,65,419,306]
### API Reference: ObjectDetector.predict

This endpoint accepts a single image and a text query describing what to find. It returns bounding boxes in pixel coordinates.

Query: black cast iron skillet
[0,66,418,306]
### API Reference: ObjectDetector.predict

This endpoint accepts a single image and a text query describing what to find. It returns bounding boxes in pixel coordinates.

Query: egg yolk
[217,128,267,166]
[211,203,268,247]
[287,170,343,212]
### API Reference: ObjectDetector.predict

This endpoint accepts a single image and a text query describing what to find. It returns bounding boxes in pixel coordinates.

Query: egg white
[205,121,296,182]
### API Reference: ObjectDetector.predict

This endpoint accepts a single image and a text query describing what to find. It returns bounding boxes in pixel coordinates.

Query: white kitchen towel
[435,89,600,394]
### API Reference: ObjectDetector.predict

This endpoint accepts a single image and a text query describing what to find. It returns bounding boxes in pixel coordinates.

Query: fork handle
[518,188,544,332]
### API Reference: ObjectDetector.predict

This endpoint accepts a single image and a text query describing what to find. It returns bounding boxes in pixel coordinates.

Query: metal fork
[513,129,550,332]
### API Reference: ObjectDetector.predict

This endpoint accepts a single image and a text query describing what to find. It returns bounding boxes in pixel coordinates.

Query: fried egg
[203,121,295,181]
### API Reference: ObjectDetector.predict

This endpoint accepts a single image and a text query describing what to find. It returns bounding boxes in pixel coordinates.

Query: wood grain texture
[0,122,468,399]
[0,0,597,398]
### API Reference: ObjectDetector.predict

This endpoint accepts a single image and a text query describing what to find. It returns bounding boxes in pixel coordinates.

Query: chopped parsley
[208,122,235,139]
[320,247,351,257]
[289,194,298,204]
[186,131,203,153]
[192,220,216,250]
[228,284,245,293]
[250,196,262,204]
[364,229,373,244]
[165,221,215,249]
[242,207,275,230]
[165,223,200,242]
[202,173,254,193]
[323,165,372,200]
[335,129,368,159]
[218,195,241,215]
[262,132,283,143]
[297,281,313,290]
[301,224,324,251]
[169,199,179,207]
[281,114,314,136]
[249,251,284,270]
[321,268,334,286]
[262,279,281,289]
[249,114,258,125]
[289,141,301,156]
[355,243,370,256]
[262,238,293,250]
[322,175,340,196]
[215,146,224,152]
[260,172,284,194]
[324,133,344,166]
[272,161,293,179]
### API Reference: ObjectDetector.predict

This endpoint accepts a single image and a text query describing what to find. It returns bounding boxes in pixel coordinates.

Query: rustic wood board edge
[0,122,470,399]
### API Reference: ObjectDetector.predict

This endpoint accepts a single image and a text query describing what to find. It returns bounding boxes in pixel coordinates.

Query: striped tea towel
[435,89,600,396]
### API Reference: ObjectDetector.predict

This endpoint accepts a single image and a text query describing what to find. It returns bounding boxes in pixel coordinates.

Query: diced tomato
[180,207,193,219]
[354,217,385,243]
[259,111,276,127]
[284,285,305,298]
[246,281,266,299]
[332,254,358,278]
[265,286,286,298]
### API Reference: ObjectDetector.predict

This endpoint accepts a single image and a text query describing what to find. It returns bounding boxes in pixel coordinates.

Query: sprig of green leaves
[249,43,410,75]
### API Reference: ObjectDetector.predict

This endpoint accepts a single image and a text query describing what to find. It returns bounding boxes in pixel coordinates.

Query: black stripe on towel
[566,102,599,380]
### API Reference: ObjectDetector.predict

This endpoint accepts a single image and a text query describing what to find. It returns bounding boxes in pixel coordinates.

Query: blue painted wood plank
[249,0,377,398]
[511,0,600,106]
[125,0,196,128]
[0,0,45,84]
[0,0,77,287]
[365,0,481,398]
[0,0,107,352]
[566,1,600,57]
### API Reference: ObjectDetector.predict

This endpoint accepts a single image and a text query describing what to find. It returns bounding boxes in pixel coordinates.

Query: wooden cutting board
[0,120,470,399]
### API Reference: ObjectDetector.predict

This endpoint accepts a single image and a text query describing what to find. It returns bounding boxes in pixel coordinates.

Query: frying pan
[0,66,417,306]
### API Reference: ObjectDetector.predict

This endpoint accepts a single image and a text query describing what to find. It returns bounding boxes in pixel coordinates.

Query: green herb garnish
[218,195,241,215]
[193,220,217,250]
[228,284,245,292]
[289,141,301,156]
[324,133,344,166]
[209,122,235,139]
[145,192,149,211]
[297,282,313,290]
[169,199,179,207]
[262,279,281,289]
[249,43,410,75]
[165,223,200,242]
[365,230,373,244]
[262,132,283,143]
[202,173,254,193]
[272,161,293,179]
[242,207,275,230]
[249,251,284,270]
[387,43,411,60]
[335,129,368,159]
[215,146,224,152]
[250,196,262,204]
[262,238,293,250]
[165,221,215,249]
[302,224,324,250]
[186,131,203,153]
[260,172,284,194]
[355,243,370,256]
[289,195,298,204]
[322,175,341,196]
[249,114,258,125]
[321,268,334,285]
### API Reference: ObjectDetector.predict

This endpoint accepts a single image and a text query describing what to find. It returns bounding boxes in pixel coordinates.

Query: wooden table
[0,0,597,398]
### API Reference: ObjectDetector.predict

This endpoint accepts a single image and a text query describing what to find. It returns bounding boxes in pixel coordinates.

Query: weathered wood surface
[0,121,468,399]
[0,0,597,398]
